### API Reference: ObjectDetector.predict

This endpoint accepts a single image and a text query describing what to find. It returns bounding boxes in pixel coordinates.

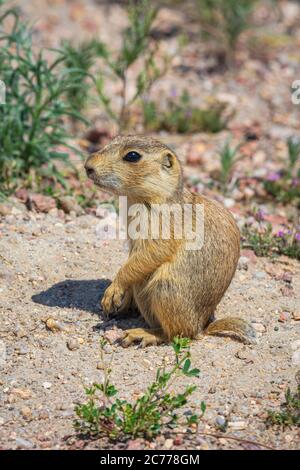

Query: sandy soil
[0,207,299,450]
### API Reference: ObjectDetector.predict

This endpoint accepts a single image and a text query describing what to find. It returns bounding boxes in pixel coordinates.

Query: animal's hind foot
[121,328,165,348]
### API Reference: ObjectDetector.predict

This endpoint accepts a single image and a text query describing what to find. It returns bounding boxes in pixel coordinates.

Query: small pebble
[60,409,73,418]
[196,436,207,445]
[218,438,228,445]
[0,203,12,216]
[199,441,210,450]
[103,328,124,345]
[291,340,300,351]
[16,344,29,355]
[67,339,79,351]
[13,327,27,338]
[228,421,247,430]
[20,406,32,420]
[38,409,50,420]
[253,271,266,280]
[126,439,143,450]
[45,318,66,332]
[215,416,226,428]
[238,256,249,271]
[42,382,52,389]
[292,350,300,366]
[10,388,32,400]
[173,436,182,446]
[15,437,34,449]
[278,312,289,323]
[223,198,235,209]
[164,438,173,449]
[58,196,84,216]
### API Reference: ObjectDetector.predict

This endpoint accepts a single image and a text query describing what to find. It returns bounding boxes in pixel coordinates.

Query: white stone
[164,439,173,449]
[228,421,247,430]
[292,350,300,366]
[42,382,52,389]
[291,340,300,351]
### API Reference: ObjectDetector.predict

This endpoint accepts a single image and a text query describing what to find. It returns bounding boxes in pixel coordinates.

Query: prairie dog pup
[85,135,256,347]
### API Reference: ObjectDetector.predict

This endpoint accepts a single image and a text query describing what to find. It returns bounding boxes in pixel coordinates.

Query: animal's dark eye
[123,151,142,162]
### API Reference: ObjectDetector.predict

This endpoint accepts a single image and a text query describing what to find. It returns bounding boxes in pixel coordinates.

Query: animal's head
[84,135,183,203]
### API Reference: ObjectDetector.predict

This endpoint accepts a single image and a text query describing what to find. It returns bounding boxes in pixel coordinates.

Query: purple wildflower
[291,178,300,187]
[295,233,300,242]
[255,209,265,222]
[266,172,281,182]
[170,86,177,98]
[276,230,285,238]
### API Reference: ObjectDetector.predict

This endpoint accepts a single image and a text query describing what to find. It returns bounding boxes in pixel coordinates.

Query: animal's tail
[205,317,257,345]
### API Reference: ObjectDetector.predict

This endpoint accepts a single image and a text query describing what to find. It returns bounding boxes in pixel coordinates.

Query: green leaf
[183,359,191,372]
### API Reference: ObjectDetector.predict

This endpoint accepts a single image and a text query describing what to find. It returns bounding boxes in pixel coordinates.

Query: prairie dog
[85,135,256,347]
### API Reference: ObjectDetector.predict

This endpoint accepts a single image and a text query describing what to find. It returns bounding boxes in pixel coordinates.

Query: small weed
[287,136,300,173]
[61,39,99,120]
[74,337,204,441]
[93,0,170,131]
[0,2,87,193]
[264,177,300,205]
[242,222,300,260]
[267,381,300,427]
[242,223,276,257]
[197,0,258,65]
[75,194,96,209]
[218,141,242,192]
[264,137,300,205]
[143,90,229,134]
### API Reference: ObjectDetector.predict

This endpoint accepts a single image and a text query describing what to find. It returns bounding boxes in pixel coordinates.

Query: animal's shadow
[32,279,145,332]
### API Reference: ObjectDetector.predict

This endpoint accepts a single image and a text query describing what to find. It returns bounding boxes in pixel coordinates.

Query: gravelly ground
[0,208,299,450]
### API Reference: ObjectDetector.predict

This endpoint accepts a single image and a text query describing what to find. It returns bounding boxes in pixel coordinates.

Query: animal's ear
[162,152,174,170]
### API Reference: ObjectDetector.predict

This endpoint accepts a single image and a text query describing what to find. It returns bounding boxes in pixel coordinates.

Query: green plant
[267,384,300,427]
[264,137,300,205]
[197,0,258,64]
[242,222,300,260]
[93,0,170,131]
[218,141,242,192]
[0,1,87,193]
[242,223,276,257]
[143,90,229,134]
[61,39,98,119]
[74,337,204,440]
[264,178,300,205]
[287,136,300,173]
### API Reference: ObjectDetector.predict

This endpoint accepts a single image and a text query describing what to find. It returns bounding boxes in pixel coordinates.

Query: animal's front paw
[101,281,126,318]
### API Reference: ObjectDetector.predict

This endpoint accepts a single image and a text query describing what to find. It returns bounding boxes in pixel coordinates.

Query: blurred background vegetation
[0,0,299,258]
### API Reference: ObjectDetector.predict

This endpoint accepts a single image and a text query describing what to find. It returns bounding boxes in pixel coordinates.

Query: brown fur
[85,135,256,346]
